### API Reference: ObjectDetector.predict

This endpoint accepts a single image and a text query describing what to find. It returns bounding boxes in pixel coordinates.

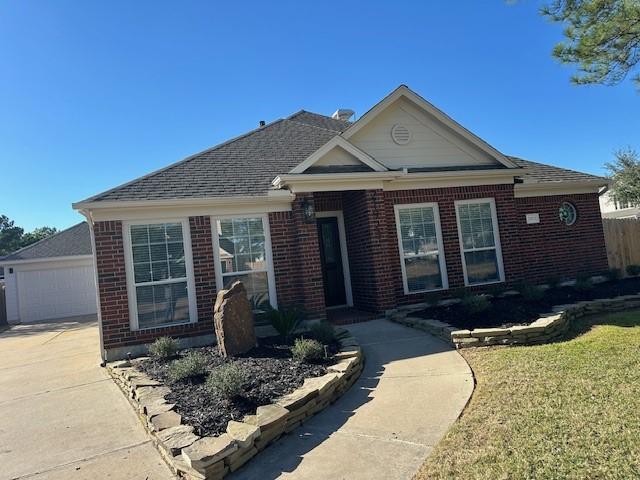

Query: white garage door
[17,266,97,322]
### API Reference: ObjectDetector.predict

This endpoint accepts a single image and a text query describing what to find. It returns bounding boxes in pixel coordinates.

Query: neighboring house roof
[0,222,92,263]
[75,90,605,206]
[509,157,606,184]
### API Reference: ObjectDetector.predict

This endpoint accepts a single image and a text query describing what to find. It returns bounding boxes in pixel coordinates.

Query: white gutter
[0,254,94,267]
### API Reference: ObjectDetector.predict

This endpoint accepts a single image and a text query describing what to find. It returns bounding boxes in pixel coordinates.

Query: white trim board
[316,211,354,307]
[290,136,388,174]
[454,198,505,287]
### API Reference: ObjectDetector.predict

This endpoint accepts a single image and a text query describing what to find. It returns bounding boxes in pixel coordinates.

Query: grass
[416,309,640,480]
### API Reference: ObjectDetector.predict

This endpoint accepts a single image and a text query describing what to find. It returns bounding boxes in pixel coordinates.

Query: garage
[0,222,97,323]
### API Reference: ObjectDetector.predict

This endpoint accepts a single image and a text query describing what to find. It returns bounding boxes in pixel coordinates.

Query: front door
[317,217,347,307]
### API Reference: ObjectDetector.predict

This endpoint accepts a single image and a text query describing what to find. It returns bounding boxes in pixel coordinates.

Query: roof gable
[289,136,387,174]
[343,85,519,170]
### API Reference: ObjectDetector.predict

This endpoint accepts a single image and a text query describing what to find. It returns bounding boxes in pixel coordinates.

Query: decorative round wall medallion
[559,201,577,226]
[391,124,411,145]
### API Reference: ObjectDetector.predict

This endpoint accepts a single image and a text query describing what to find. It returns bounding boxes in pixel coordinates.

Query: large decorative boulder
[213,281,256,357]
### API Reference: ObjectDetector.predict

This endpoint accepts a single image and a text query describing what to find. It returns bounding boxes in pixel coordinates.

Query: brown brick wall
[514,193,608,282]
[314,191,343,212]
[94,218,215,351]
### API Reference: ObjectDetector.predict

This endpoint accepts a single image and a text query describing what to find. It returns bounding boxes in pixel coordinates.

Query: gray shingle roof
[77,111,605,205]
[0,223,92,262]
[509,157,606,184]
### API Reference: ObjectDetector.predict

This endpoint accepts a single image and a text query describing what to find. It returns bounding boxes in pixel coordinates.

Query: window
[213,215,276,311]
[394,203,448,294]
[455,199,504,286]
[125,220,196,330]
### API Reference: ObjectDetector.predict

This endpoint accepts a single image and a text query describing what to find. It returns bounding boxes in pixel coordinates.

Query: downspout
[79,209,107,364]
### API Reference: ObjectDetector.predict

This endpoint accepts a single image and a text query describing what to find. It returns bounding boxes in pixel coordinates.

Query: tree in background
[0,215,58,257]
[541,0,640,88]
[606,148,640,206]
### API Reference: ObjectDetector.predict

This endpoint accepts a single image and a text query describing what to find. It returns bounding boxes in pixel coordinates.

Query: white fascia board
[274,168,522,193]
[0,255,94,268]
[75,192,295,222]
[514,180,607,198]
[341,85,520,170]
[289,136,388,174]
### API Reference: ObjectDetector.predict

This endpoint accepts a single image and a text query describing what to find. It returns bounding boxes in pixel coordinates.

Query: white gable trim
[289,136,388,174]
[341,85,519,169]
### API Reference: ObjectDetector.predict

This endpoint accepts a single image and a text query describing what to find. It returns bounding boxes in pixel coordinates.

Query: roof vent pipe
[331,109,355,122]
[259,120,266,127]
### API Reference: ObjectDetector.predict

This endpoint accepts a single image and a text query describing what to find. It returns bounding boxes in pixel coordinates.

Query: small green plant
[291,338,324,363]
[206,363,247,399]
[544,276,561,290]
[574,273,594,292]
[309,322,336,345]
[148,337,179,360]
[167,351,208,382]
[605,268,622,282]
[460,294,491,316]
[450,288,468,300]
[266,306,305,342]
[516,282,545,302]
[626,264,640,277]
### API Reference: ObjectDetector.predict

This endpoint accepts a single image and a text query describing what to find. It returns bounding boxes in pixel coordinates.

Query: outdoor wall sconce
[303,199,316,223]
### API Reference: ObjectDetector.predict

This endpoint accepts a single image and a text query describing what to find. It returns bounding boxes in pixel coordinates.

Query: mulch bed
[416,277,640,330]
[138,344,328,437]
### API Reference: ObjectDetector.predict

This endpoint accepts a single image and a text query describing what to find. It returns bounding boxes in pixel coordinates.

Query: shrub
[206,364,246,399]
[574,273,594,292]
[266,306,305,342]
[459,294,491,316]
[545,276,561,290]
[605,268,622,282]
[167,351,209,382]
[309,322,336,345]
[486,283,507,298]
[291,338,324,363]
[148,337,179,360]
[516,282,545,302]
[626,264,640,277]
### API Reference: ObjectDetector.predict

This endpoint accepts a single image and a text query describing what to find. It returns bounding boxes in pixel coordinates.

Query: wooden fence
[0,283,6,325]
[603,218,640,275]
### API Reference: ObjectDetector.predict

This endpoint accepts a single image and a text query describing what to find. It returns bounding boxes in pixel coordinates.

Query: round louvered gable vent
[391,124,411,145]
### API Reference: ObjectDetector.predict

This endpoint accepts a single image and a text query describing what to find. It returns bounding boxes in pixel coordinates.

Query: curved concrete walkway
[231,319,473,480]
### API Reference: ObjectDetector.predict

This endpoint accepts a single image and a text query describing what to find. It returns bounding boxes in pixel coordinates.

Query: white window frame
[211,213,278,309]
[394,202,449,295]
[454,198,505,286]
[122,218,198,331]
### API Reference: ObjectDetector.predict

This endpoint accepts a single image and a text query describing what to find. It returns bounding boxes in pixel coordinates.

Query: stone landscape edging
[387,293,640,348]
[106,330,364,480]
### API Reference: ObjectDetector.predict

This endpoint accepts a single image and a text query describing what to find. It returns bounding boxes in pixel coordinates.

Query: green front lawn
[417,310,640,479]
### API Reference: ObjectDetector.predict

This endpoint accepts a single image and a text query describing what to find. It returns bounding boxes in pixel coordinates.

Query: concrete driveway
[231,319,474,480]
[0,316,174,480]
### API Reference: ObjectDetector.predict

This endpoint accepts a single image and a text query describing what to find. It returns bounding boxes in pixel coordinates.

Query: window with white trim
[395,204,448,294]
[128,221,194,329]
[455,199,504,285]
[214,216,273,310]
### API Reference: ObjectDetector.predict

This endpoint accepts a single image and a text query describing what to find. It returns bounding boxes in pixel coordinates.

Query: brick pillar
[291,193,327,320]
[188,216,216,330]
[343,189,396,313]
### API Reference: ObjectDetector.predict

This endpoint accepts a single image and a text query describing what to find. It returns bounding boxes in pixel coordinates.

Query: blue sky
[1,1,638,231]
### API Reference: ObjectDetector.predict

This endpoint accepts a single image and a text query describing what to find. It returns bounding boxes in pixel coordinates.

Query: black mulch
[416,277,640,330]
[137,344,328,437]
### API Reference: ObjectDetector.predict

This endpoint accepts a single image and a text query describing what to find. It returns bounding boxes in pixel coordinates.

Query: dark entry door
[317,217,347,307]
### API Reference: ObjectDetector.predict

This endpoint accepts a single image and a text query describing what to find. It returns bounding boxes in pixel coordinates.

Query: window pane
[404,255,443,292]
[465,250,499,284]
[148,224,166,244]
[132,245,150,264]
[131,225,149,245]
[458,202,495,250]
[222,272,269,305]
[151,261,169,282]
[398,206,439,255]
[137,282,189,329]
[150,243,167,262]
[165,223,183,242]
[134,263,152,283]
[217,217,266,274]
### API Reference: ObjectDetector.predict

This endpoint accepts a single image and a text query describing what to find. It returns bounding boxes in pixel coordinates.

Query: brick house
[73,85,609,360]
